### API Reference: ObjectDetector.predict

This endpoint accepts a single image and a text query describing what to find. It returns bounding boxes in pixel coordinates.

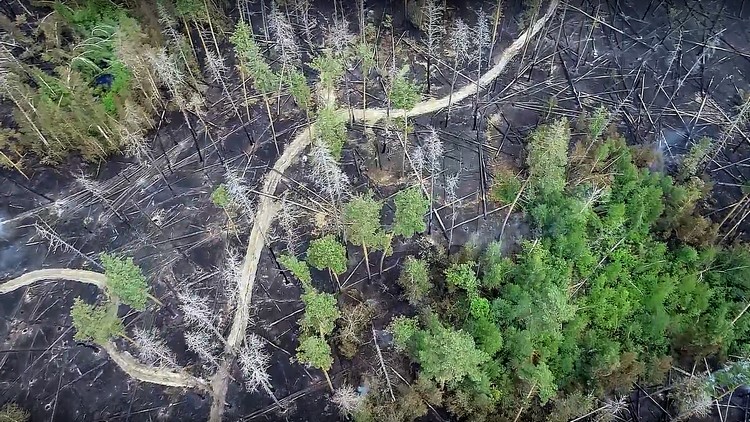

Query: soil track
[0,269,210,391]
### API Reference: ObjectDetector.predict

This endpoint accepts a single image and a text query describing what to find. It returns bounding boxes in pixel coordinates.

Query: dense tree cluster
[387,120,750,421]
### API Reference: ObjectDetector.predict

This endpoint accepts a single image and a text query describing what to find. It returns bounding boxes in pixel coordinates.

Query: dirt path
[210,2,559,420]
[0,269,210,391]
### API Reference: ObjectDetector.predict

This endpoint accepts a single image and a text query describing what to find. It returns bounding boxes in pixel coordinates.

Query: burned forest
[2,0,750,421]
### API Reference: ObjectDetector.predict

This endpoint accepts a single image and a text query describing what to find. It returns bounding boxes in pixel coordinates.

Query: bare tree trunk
[322,369,334,392]
[444,58,459,127]
[362,243,371,280]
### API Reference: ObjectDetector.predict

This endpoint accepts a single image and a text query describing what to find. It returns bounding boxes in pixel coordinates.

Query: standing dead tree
[239,333,283,407]
[269,1,301,111]
[427,139,444,222]
[445,172,460,250]
[472,9,491,131]
[309,142,351,229]
[444,18,471,127]
[420,0,444,95]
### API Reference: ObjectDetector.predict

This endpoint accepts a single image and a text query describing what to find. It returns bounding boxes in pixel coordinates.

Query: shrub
[343,194,384,261]
[211,184,231,208]
[71,298,124,344]
[315,106,347,159]
[278,254,312,287]
[390,66,421,110]
[307,235,348,276]
[396,257,431,305]
[388,315,420,353]
[0,403,29,422]
[297,335,333,371]
[393,186,430,238]
[526,119,570,195]
[300,289,340,337]
[445,262,478,295]
[100,253,150,310]
[414,323,490,388]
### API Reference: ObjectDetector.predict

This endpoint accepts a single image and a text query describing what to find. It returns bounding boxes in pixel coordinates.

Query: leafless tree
[411,145,426,178]
[32,220,98,266]
[309,142,351,206]
[420,0,444,94]
[422,127,443,231]
[445,172,460,249]
[177,290,220,337]
[472,9,491,130]
[325,17,355,57]
[277,194,302,254]
[225,169,256,217]
[596,396,627,422]
[269,2,300,79]
[332,384,363,417]
[133,327,179,368]
[238,334,271,391]
[292,0,317,48]
[185,329,221,368]
[239,333,283,407]
[221,248,242,311]
[445,18,470,126]
[671,375,713,420]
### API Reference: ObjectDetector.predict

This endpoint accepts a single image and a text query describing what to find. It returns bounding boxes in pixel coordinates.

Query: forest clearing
[1,0,750,421]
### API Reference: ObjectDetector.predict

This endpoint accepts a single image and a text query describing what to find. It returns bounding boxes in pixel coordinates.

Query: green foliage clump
[174,0,208,21]
[311,52,345,92]
[300,289,340,337]
[465,317,502,357]
[315,106,347,159]
[390,123,750,420]
[297,335,333,371]
[396,257,432,305]
[390,66,421,110]
[356,41,376,72]
[0,403,29,422]
[278,254,312,286]
[352,375,433,422]
[307,235,348,276]
[400,317,490,389]
[527,119,570,195]
[388,315,420,353]
[100,253,150,310]
[587,106,609,140]
[445,263,478,295]
[393,186,430,238]
[0,5,163,169]
[548,392,595,422]
[231,22,279,95]
[286,68,311,112]
[489,172,522,205]
[54,0,124,34]
[210,184,230,208]
[71,298,124,344]
[679,137,712,180]
[295,240,341,384]
[479,241,513,290]
[343,193,383,250]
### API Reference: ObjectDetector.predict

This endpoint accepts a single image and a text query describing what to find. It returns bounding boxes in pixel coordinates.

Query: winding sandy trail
[0,269,210,391]
[210,1,559,420]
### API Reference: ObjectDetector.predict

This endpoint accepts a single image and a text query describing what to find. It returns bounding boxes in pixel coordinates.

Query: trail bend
[0,268,210,391]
